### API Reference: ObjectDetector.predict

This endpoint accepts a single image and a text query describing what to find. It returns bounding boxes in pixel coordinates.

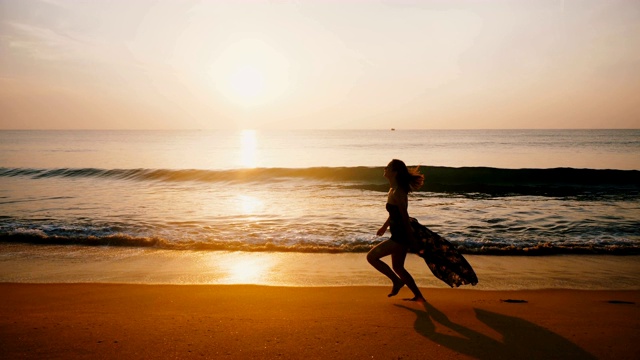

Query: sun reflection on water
[218,254,276,284]
[237,194,263,215]
[240,129,257,168]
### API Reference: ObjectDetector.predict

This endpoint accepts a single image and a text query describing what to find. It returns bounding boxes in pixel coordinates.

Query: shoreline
[2,283,638,359]
[1,245,639,290]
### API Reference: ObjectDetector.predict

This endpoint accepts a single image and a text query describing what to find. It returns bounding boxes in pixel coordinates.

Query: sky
[0,0,639,130]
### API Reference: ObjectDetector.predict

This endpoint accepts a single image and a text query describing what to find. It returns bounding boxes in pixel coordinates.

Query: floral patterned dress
[408,217,479,288]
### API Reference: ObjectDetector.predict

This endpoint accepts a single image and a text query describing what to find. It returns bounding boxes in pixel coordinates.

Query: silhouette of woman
[367,159,426,301]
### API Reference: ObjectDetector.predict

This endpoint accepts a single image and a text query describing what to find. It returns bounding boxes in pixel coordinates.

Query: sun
[209,38,290,107]
[229,65,265,101]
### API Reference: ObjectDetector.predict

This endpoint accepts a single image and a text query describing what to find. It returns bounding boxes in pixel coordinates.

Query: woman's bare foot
[387,281,405,297]
[403,296,426,302]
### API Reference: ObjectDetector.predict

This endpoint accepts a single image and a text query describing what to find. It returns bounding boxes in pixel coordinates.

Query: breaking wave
[2,166,639,196]
[1,227,637,255]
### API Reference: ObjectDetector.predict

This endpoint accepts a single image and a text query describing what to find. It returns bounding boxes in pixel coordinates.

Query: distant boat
[391,128,395,131]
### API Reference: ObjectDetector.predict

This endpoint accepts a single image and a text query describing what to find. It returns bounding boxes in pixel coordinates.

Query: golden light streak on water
[237,194,264,215]
[240,129,257,168]
[217,253,276,284]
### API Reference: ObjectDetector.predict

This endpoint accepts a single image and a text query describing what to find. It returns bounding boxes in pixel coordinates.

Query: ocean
[1,129,639,289]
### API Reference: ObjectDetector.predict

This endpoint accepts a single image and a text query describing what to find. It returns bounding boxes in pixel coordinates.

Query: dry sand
[1,284,638,359]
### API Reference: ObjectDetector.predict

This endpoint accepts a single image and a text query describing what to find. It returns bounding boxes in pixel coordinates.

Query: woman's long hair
[390,159,424,193]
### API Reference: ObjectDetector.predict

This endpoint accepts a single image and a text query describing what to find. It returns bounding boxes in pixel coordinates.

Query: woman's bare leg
[367,240,405,296]
[391,250,425,301]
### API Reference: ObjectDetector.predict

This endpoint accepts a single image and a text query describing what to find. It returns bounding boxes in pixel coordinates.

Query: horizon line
[1,128,639,131]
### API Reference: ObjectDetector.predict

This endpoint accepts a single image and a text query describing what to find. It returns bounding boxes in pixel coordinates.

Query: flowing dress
[407,217,478,288]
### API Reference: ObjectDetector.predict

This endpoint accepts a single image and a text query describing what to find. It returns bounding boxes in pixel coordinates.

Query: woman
[367,159,426,302]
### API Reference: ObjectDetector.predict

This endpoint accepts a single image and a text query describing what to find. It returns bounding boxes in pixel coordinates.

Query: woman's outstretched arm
[377,216,390,236]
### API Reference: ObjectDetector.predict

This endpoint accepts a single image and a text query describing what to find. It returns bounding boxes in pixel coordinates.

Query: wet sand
[1,246,639,290]
[1,284,638,359]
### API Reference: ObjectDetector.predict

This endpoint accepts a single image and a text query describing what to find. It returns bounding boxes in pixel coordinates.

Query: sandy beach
[1,284,638,359]
[3,1,640,359]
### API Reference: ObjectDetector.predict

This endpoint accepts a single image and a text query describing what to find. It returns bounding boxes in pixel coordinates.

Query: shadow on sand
[396,301,596,360]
